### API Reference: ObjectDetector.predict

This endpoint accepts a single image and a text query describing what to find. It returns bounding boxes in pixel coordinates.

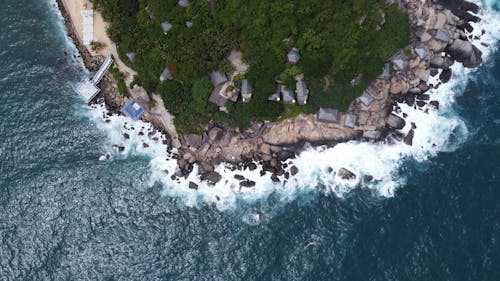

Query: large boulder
[448,40,483,68]
[386,114,406,130]
[430,56,453,69]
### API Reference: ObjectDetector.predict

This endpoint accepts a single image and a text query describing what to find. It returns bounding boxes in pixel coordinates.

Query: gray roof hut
[186,20,193,28]
[161,21,172,33]
[160,67,173,81]
[281,87,295,104]
[344,114,357,128]
[359,91,375,106]
[209,71,228,87]
[268,84,281,101]
[126,52,136,63]
[295,80,309,105]
[209,85,228,108]
[178,0,190,7]
[287,47,300,64]
[317,108,340,123]
[241,79,253,102]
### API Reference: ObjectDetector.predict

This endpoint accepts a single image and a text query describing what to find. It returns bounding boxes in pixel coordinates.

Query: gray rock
[271,174,280,183]
[188,181,199,190]
[404,129,414,146]
[234,174,245,181]
[386,114,406,130]
[290,165,299,176]
[439,68,452,83]
[185,134,202,148]
[430,56,453,69]
[208,127,223,141]
[239,180,256,188]
[338,168,356,180]
[203,171,222,185]
[391,53,409,70]
[435,28,451,42]
[414,43,430,59]
[448,39,483,68]
[429,100,440,109]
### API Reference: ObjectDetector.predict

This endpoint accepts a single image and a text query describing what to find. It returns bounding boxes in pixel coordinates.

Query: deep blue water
[1,0,499,280]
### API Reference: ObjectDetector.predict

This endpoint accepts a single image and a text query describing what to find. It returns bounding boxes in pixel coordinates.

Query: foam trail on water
[77,0,499,211]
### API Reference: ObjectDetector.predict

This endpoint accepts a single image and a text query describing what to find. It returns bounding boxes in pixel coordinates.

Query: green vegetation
[109,63,129,97]
[92,0,410,133]
[90,40,104,52]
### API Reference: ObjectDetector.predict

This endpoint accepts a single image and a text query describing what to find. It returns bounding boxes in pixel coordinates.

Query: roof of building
[121,99,145,121]
[379,63,391,79]
[161,21,172,33]
[359,91,375,106]
[209,85,228,107]
[126,52,135,63]
[344,114,357,128]
[317,108,340,123]
[268,84,281,101]
[241,79,253,102]
[185,20,193,28]
[391,53,409,70]
[281,87,295,104]
[160,67,173,81]
[287,47,300,64]
[178,0,190,7]
[209,71,228,87]
[295,80,309,105]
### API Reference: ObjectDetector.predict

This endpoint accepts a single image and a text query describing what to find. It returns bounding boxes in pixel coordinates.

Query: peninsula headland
[56,0,485,187]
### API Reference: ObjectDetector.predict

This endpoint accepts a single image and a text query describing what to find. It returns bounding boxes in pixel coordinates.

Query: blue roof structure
[121,99,145,121]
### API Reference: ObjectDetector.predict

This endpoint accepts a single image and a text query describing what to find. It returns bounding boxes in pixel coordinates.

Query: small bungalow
[281,86,295,104]
[287,47,300,64]
[241,79,253,103]
[295,80,309,105]
[159,67,173,81]
[268,84,281,101]
[344,114,357,128]
[209,71,228,87]
[317,108,340,123]
[161,21,172,34]
[121,99,145,121]
[209,85,228,108]
[186,20,193,28]
[359,91,375,106]
[380,63,390,79]
[126,52,135,63]
[178,0,190,7]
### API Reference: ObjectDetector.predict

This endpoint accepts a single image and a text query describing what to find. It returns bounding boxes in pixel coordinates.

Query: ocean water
[1,0,499,280]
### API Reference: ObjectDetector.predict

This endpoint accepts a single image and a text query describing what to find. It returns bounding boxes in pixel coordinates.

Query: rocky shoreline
[56,0,485,186]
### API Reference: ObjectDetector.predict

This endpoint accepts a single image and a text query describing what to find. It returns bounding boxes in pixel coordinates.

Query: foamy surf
[77,0,499,210]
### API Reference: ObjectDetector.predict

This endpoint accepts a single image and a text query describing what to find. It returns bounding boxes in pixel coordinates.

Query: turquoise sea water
[1,0,499,280]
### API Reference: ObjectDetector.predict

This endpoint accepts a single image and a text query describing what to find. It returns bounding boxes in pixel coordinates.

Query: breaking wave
[75,0,499,211]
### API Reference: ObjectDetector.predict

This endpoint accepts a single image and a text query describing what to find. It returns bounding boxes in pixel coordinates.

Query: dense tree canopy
[92,0,410,133]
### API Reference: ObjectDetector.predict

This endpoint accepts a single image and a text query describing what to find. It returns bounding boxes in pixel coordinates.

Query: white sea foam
[77,0,499,210]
